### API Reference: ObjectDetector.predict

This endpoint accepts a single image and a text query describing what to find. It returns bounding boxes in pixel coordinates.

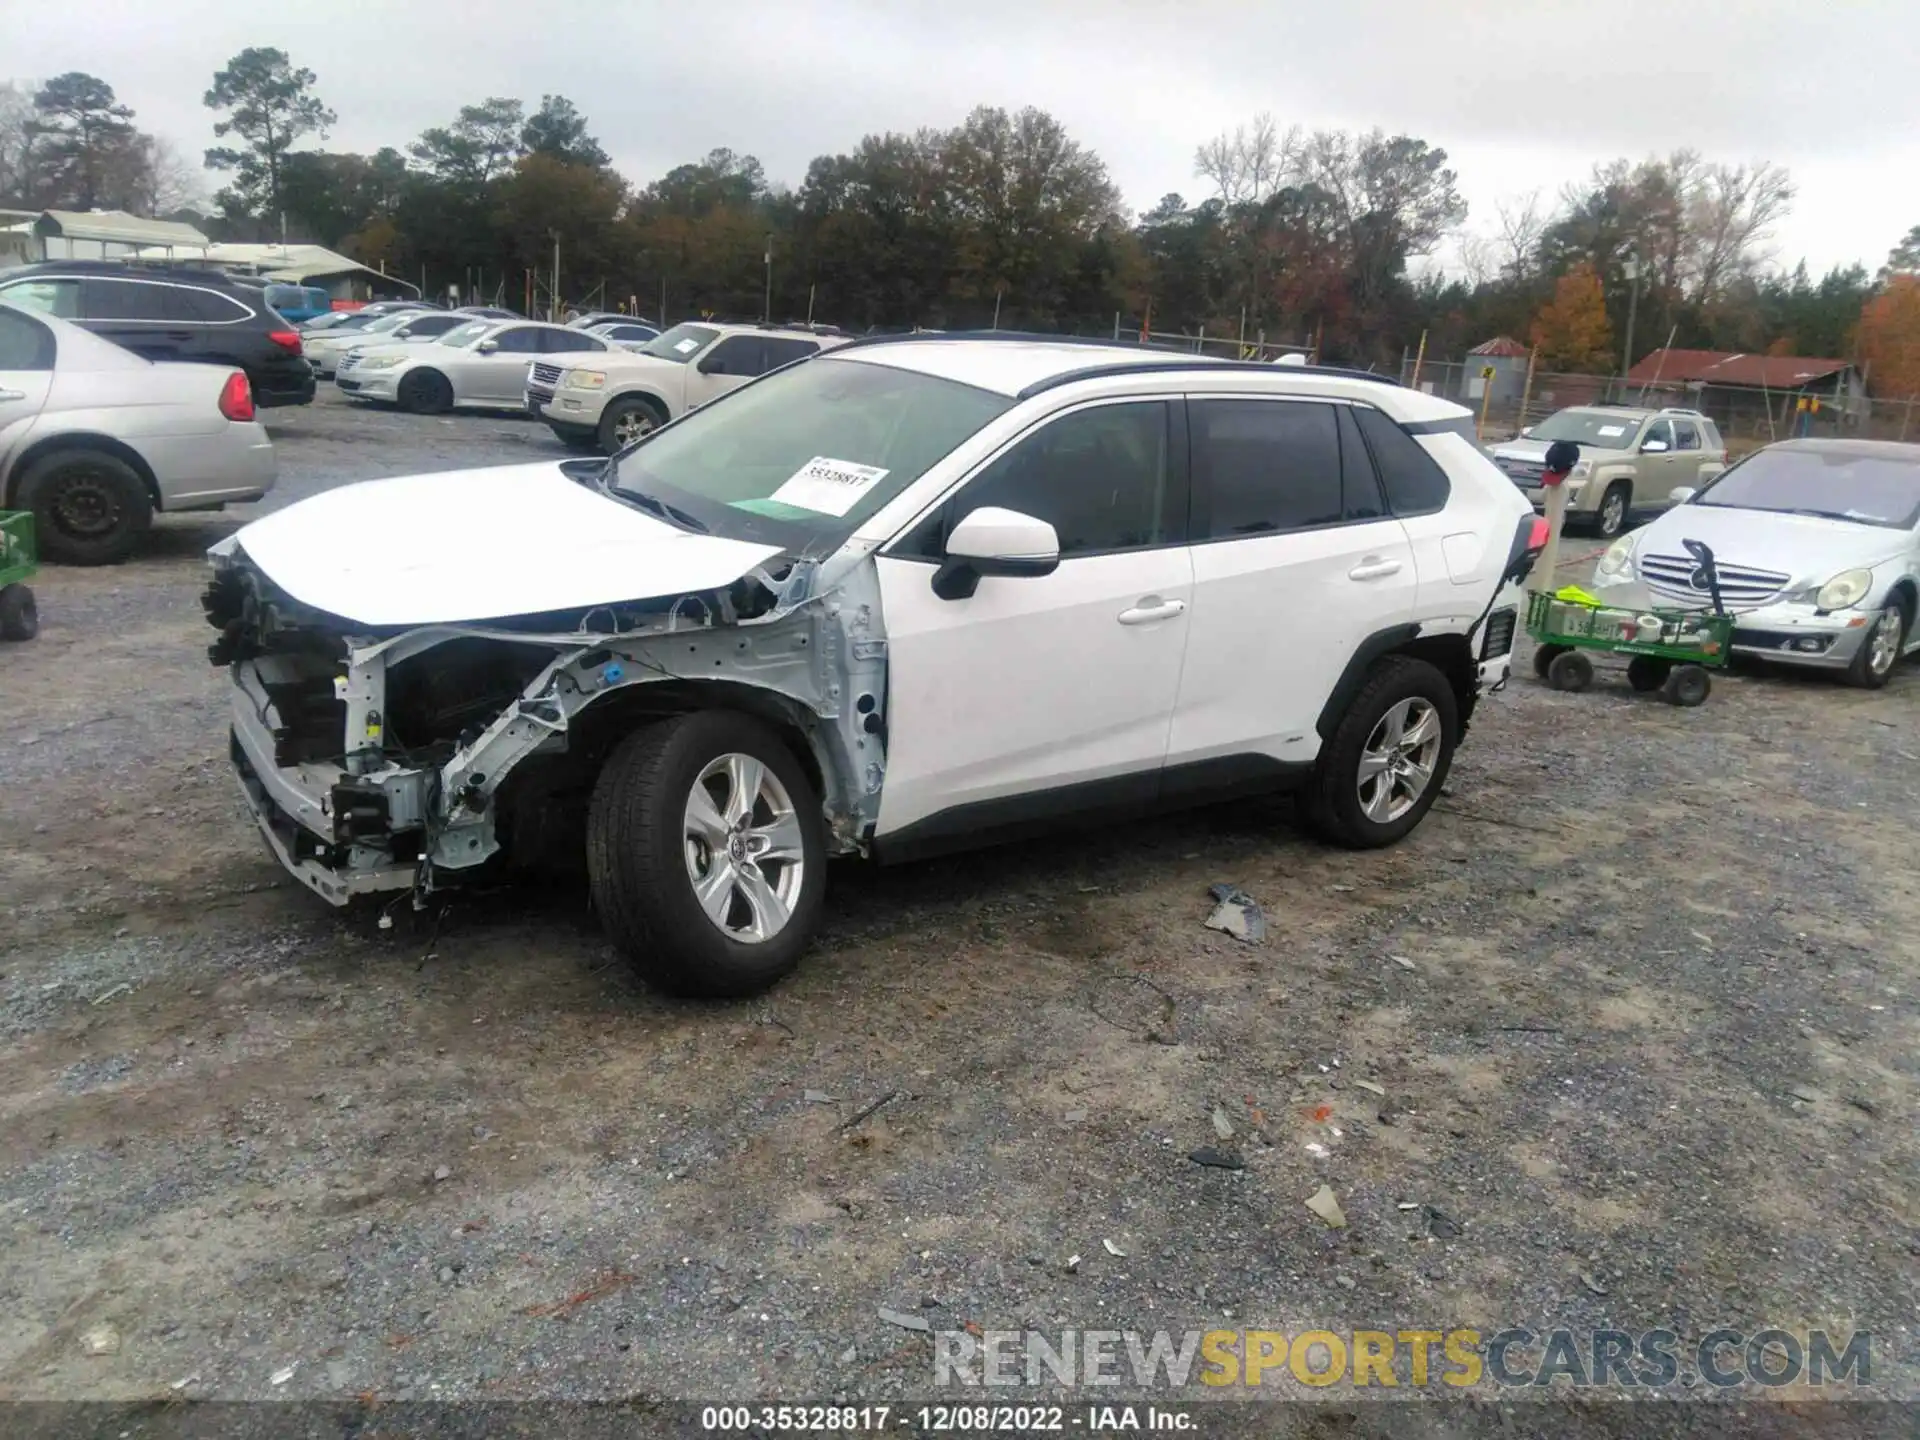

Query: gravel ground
[0,392,1914,1437]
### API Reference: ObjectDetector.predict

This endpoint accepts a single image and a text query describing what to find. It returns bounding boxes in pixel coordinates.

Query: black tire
[1532,643,1567,679]
[15,448,152,565]
[586,711,827,998]
[1662,663,1712,707]
[0,582,37,641]
[1547,649,1595,692]
[1593,481,1632,539]
[1845,600,1908,690]
[597,395,668,455]
[1303,655,1458,849]
[1626,655,1671,692]
[397,368,453,415]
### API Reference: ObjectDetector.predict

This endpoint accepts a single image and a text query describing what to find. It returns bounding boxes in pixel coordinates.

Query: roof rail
[830,329,1400,397]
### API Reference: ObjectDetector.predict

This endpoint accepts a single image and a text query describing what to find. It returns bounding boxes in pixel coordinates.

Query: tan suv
[1487,406,1727,538]
[535,321,849,454]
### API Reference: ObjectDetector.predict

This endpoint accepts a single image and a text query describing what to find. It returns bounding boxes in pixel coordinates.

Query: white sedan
[335,320,610,414]
[1593,438,1920,687]
[0,300,274,564]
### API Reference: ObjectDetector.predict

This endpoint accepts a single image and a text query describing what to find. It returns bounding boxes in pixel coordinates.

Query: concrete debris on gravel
[1203,883,1267,944]
[1305,1184,1347,1228]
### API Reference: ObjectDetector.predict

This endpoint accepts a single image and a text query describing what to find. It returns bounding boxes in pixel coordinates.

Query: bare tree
[1686,160,1793,300]
[1193,113,1297,206]
[0,80,37,203]
[1493,190,1544,281]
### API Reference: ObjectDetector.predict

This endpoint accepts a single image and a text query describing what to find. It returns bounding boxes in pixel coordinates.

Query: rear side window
[81,278,170,322]
[1191,399,1343,537]
[1673,419,1701,451]
[1352,406,1451,516]
[488,327,543,354]
[0,307,55,369]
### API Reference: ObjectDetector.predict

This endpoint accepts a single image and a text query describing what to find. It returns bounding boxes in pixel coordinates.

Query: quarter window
[1,279,81,319]
[1191,399,1343,537]
[1351,405,1451,516]
[947,401,1175,557]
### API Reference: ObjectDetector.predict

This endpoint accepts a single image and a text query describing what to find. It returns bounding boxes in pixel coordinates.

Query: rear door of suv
[78,276,195,362]
[1166,396,1417,772]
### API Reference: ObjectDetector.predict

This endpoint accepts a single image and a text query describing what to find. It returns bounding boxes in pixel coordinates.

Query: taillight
[219,370,255,422]
[267,329,302,354]
[1527,516,1550,551]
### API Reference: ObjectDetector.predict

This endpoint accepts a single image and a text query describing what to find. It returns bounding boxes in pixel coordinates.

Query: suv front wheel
[586,711,827,997]
[1303,656,1458,848]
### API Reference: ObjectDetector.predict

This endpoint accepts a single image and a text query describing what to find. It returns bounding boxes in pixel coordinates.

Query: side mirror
[1669,486,1697,504]
[477,338,499,354]
[1519,426,1533,437]
[698,355,729,375]
[932,507,1061,600]
[1641,438,1669,453]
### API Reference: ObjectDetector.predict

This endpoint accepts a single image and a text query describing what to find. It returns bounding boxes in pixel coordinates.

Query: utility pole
[1621,255,1641,380]
[550,230,561,323]
[763,233,774,323]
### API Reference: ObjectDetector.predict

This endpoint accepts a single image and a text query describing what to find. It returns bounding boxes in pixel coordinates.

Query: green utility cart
[1528,538,1734,707]
[0,511,40,642]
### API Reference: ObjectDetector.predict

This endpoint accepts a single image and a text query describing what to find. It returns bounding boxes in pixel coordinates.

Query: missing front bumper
[231,729,417,905]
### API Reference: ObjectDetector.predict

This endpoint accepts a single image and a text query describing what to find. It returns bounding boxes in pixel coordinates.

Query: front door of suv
[1166,398,1418,773]
[873,398,1193,840]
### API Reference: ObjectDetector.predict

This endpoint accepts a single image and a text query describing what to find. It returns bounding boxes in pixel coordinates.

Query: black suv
[0,262,315,407]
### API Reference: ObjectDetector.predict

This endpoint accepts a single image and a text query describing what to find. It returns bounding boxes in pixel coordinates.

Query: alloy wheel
[682,752,807,943]
[1600,489,1626,536]
[1356,698,1442,824]
[1868,606,1903,676]
[612,408,657,447]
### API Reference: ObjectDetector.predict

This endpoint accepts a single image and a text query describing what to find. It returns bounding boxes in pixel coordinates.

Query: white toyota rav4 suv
[204,337,1540,997]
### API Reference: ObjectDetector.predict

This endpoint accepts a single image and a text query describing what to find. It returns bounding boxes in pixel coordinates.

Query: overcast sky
[10,0,1917,276]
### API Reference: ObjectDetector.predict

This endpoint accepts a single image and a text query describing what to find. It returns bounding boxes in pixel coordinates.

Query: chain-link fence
[1402,355,1920,452]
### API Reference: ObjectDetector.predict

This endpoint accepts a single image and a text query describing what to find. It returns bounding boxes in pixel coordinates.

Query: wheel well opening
[1886,580,1915,619]
[1393,633,1477,726]
[567,681,828,801]
[7,435,162,509]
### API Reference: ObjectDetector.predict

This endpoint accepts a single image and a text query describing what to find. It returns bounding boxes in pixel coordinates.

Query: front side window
[1191,399,1342,537]
[1642,419,1675,451]
[486,327,543,354]
[950,401,1175,556]
[610,354,1013,552]
[700,336,763,376]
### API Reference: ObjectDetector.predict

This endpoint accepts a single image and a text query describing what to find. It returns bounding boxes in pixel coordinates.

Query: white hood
[1633,503,1908,584]
[225,463,783,628]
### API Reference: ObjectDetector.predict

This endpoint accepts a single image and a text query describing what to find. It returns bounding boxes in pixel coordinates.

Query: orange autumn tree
[1856,274,1920,399]
[1530,262,1614,372]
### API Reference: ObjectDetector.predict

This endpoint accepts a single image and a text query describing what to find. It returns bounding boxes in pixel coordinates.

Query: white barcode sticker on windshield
[673,337,700,354]
[769,456,891,516]
[1597,424,1626,436]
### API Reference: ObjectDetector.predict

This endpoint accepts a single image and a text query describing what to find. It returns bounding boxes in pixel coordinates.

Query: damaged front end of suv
[204,470,890,912]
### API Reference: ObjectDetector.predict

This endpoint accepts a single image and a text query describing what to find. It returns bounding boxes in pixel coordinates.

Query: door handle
[0,389,23,402]
[1348,557,1403,580]
[1118,596,1187,625]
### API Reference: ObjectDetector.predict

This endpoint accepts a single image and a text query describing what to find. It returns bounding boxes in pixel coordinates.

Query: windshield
[610,356,1014,550]
[1529,411,1644,450]
[1693,448,1920,530]
[362,312,411,334]
[437,320,494,347]
[636,323,720,362]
